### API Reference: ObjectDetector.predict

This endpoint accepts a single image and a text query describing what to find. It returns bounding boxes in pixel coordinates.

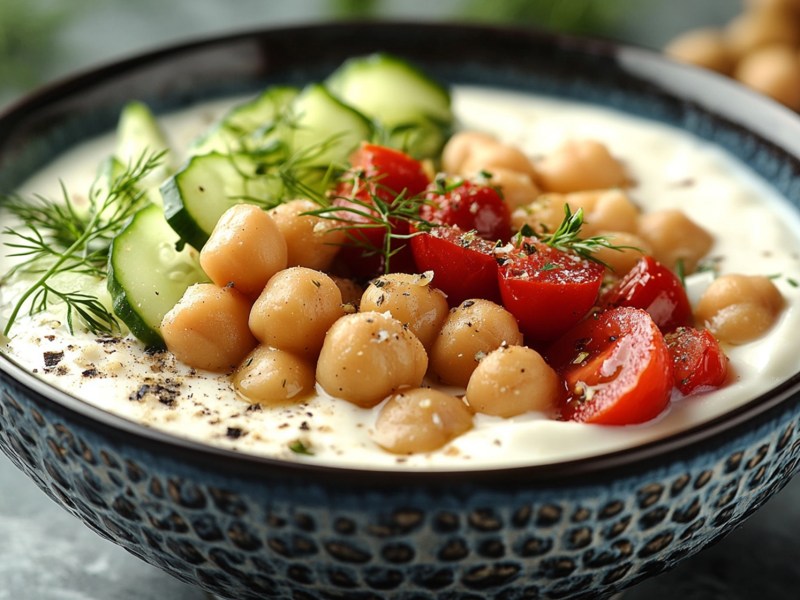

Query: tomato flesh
[601,255,692,332]
[546,306,673,425]
[410,226,501,305]
[420,180,511,242]
[332,143,430,277]
[498,240,605,342]
[665,326,729,395]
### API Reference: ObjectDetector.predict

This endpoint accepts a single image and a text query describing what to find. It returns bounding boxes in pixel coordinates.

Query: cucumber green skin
[161,152,281,251]
[325,53,453,159]
[116,100,174,178]
[108,203,207,348]
[163,87,373,251]
[191,86,299,156]
[289,83,374,168]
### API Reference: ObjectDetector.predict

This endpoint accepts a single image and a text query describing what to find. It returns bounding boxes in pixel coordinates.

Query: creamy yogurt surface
[2,85,800,470]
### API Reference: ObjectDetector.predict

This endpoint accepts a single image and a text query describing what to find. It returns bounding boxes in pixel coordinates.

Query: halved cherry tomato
[420,179,511,242]
[332,143,430,277]
[545,306,673,425]
[498,240,605,342]
[665,326,729,395]
[601,255,692,332]
[410,226,501,305]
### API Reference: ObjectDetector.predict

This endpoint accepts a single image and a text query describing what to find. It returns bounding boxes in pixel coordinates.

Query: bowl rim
[2,20,800,486]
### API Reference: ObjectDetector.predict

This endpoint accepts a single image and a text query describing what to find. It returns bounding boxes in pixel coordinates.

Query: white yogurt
[2,86,800,470]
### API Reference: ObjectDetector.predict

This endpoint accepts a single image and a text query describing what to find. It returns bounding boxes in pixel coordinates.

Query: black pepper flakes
[226,427,244,439]
[43,351,64,369]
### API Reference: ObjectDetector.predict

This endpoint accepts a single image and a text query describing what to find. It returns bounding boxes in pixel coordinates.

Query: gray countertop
[2,1,797,598]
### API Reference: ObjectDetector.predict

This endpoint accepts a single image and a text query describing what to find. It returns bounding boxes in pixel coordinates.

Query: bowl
[2,22,800,600]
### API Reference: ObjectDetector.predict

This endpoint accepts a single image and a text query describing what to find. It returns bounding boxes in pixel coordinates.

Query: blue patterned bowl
[2,22,800,600]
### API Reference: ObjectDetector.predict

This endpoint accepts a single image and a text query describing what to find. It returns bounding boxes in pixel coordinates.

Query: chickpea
[372,387,474,454]
[567,189,640,237]
[637,209,714,273]
[511,193,569,235]
[249,267,344,359]
[430,299,523,387]
[330,276,364,309]
[695,274,784,344]
[199,203,288,298]
[734,44,800,110]
[592,231,651,276]
[316,311,428,408]
[232,345,315,405]
[485,167,540,211]
[460,141,538,180]
[359,272,449,351]
[466,345,560,418]
[536,139,628,193]
[268,199,346,271]
[442,131,537,180]
[725,7,800,59]
[664,28,735,74]
[442,131,497,174]
[161,283,257,372]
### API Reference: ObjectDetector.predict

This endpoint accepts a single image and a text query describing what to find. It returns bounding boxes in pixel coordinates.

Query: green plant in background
[461,0,633,36]
[0,0,93,102]
[330,0,633,36]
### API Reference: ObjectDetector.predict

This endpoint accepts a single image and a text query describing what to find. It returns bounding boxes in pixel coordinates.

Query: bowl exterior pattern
[3,23,800,600]
[1,372,798,600]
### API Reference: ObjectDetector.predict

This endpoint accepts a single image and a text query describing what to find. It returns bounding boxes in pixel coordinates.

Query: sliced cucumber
[191,86,299,156]
[108,203,207,348]
[161,152,283,251]
[116,100,174,184]
[325,53,453,159]
[287,83,373,168]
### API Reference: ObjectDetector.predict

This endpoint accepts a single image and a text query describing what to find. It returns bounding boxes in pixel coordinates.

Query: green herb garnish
[1,150,164,336]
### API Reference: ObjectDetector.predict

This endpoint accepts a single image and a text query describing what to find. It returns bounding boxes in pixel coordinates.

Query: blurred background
[0,0,742,108]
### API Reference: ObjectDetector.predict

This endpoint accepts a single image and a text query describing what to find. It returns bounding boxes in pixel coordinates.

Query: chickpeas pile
[160,126,786,456]
[664,0,800,110]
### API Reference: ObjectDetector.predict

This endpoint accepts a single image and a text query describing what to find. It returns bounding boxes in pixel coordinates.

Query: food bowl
[2,22,800,600]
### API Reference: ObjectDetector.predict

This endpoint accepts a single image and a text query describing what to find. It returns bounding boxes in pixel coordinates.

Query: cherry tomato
[420,179,511,242]
[498,240,605,342]
[665,326,728,395]
[332,143,430,277]
[410,226,501,305]
[601,255,692,332]
[545,306,673,425]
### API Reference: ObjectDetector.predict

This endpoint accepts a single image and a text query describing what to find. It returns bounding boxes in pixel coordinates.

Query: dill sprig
[303,173,431,274]
[1,150,165,336]
[536,204,632,265]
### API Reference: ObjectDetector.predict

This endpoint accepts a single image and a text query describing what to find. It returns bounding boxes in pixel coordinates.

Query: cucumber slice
[287,83,373,168]
[191,86,299,156]
[326,53,453,158]
[161,152,283,251]
[108,203,207,348]
[116,100,173,172]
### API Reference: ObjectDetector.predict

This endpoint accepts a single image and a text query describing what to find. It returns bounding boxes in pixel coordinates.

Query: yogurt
[2,86,800,470]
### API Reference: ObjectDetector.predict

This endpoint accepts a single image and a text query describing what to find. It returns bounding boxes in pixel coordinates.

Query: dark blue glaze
[1,22,800,599]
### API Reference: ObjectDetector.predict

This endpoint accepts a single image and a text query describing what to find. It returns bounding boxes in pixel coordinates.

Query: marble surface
[2,1,798,598]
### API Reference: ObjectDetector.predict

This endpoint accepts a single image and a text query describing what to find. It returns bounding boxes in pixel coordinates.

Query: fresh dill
[1,150,165,336]
[536,204,633,266]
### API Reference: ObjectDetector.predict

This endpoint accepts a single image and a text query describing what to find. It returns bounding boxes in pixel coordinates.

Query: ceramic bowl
[2,22,800,600]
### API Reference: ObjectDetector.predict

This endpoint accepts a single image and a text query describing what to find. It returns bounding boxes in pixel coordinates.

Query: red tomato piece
[498,240,605,342]
[545,306,673,425]
[332,143,430,277]
[601,255,692,332]
[665,326,729,395]
[410,226,501,305]
[420,180,511,242]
